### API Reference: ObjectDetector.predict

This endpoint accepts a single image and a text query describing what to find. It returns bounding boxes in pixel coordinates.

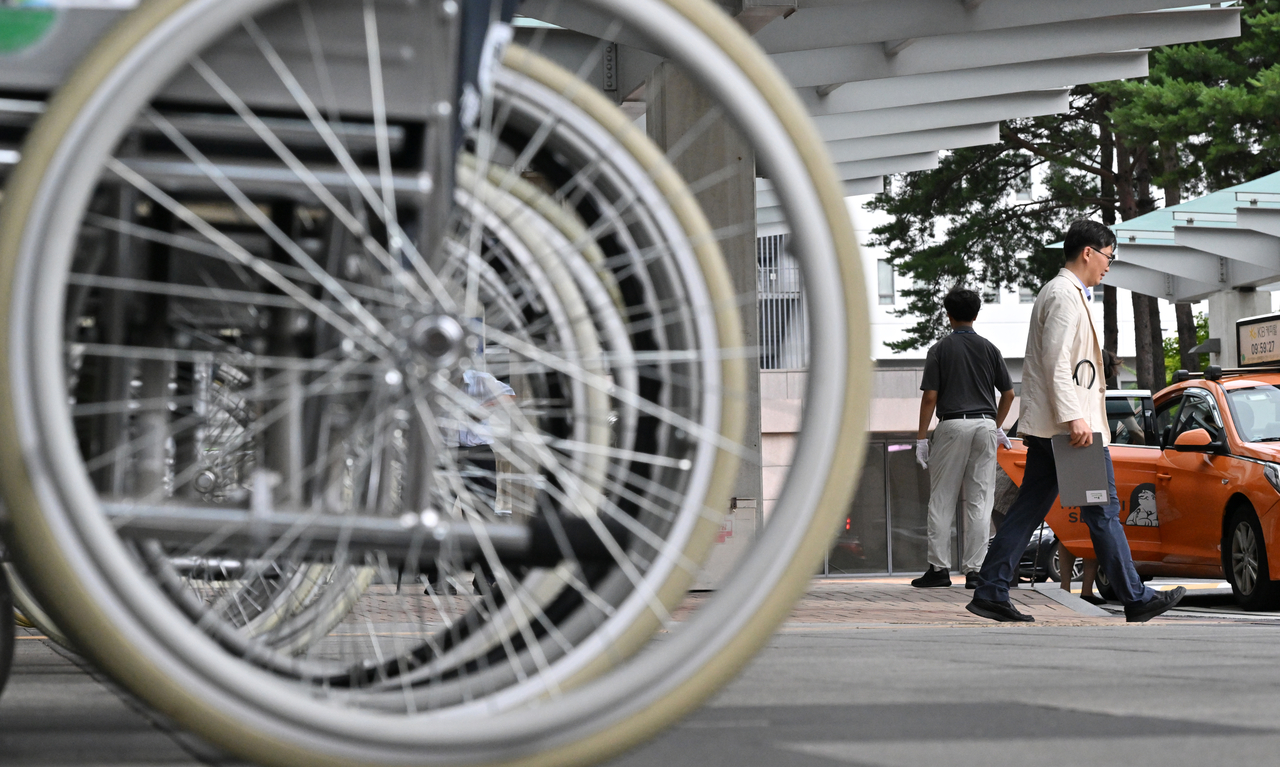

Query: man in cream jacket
[966,220,1186,623]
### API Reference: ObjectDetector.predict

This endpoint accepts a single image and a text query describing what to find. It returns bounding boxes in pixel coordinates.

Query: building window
[1019,286,1036,304]
[982,285,999,304]
[757,234,808,370]
[877,260,894,305]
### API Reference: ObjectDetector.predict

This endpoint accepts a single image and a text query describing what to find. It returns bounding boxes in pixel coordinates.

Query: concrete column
[1207,288,1271,368]
[646,61,763,586]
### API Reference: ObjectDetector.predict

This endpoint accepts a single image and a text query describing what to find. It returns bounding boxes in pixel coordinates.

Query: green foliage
[866,94,1106,350]
[869,1,1280,351]
[1163,312,1210,384]
[1103,1,1280,195]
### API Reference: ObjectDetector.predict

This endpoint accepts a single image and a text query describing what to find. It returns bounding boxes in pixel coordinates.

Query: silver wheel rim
[1233,521,1259,595]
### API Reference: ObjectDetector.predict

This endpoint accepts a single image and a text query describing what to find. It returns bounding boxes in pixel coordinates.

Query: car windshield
[1226,385,1280,442]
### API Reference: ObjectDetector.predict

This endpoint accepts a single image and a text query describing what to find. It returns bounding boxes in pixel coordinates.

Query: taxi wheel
[1226,507,1280,611]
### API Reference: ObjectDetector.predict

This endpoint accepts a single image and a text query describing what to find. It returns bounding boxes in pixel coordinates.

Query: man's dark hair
[1063,219,1116,263]
[943,287,981,323]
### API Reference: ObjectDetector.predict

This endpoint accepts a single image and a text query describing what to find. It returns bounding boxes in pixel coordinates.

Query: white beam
[883,38,918,56]
[617,46,663,107]
[833,152,939,180]
[1113,241,1279,297]
[758,205,787,228]
[1174,226,1280,274]
[756,175,881,208]
[757,0,1221,54]
[734,1,799,36]
[1236,206,1280,239]
[842,177,884,196]
[812,89,1067,142]
[1104,261,1218,303]
[516,1,653,51]
[1227,262,1280,290]
[826,123,998,164]
[1119,244,1225,288]
[770,9,1239,88]
[760,151,940,184]
[801,52,1147,115]
[1103,262,1176,300]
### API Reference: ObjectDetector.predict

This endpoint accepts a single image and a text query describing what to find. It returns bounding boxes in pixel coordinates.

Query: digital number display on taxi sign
[1238,313,1280,367]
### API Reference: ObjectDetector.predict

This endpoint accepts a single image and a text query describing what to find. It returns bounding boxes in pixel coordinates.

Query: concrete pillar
[1207,288,1271,368]
[646,61,763,587]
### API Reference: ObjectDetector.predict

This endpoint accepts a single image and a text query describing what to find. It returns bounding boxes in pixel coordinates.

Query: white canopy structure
[0,2,1242,222]
[515,0,1240,230]
[1071,172,1280,368]
[1099,173,1280,304]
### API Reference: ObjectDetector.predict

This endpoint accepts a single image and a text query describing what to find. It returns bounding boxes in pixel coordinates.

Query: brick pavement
[675,576,1190,628]
[781,578,1122,627]
[339,576,1191,632]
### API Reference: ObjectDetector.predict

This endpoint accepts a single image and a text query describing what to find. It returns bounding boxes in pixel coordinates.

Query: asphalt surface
[6,580,1280,767]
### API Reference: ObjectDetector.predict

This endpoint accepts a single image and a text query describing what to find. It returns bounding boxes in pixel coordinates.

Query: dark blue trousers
[974,436,1155,606]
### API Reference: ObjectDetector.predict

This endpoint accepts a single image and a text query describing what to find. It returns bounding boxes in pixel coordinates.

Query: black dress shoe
[911,565,951,588]
[1080,593,1107,606]
[966,597,1034,622]
[965,573,979,590]
[1125,586,1186,623]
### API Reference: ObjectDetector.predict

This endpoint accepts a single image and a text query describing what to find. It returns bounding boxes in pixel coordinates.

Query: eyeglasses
[1089,245,1117,264]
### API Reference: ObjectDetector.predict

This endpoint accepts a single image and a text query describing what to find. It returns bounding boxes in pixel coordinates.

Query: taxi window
[1171,389,1222,443]
[1106,395,1148,445]
[1155,396,1182,448]
[1226,385,1280,443]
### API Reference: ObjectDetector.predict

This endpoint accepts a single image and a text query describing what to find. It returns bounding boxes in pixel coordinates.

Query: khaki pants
[927,417,997,573]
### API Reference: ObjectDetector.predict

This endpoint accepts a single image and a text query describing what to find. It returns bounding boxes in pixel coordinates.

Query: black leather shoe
[1080,593,1107,606]
[966,597,1034,622]
[911,565,951,588]
[1125,586,1186,623]
[965,573,979,590]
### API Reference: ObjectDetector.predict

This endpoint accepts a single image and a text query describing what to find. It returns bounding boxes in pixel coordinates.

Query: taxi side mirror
[1172,428,1226,453]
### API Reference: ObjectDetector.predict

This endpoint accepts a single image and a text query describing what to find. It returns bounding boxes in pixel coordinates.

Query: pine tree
[868,0,1280,380]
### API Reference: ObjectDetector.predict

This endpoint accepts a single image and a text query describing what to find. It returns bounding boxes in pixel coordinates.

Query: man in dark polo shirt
[912,288,1015,589]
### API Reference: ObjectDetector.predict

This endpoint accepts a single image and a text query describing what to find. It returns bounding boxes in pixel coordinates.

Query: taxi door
[1155,387,1233,566]
[1030,394,1162,562]
[1105,393,1162,563]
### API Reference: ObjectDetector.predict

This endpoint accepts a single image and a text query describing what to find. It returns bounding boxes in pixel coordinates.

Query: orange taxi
[999,368,1280,610]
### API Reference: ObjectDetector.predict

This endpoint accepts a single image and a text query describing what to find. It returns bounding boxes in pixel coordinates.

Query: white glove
[915,438,929,469]
[994,427,1013,450]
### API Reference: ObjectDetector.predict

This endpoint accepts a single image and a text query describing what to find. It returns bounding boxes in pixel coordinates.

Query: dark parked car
[1018,523,1083,584]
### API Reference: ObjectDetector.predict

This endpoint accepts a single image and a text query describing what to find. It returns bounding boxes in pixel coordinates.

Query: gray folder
[1050,433,1109,507]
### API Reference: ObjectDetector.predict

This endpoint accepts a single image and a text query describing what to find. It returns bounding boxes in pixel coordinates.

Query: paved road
[6,580,1280,767]
[1,632,236,766]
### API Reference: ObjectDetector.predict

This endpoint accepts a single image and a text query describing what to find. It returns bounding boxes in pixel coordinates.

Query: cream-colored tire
[4,563,72,650]
[0,562,13,697]
[0,0,868,765]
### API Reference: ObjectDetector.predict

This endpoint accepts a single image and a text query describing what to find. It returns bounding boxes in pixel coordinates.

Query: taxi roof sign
[1237,312,1280,368]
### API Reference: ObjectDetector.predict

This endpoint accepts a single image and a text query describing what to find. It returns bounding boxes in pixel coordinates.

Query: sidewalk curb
[1027,583,1111,617]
